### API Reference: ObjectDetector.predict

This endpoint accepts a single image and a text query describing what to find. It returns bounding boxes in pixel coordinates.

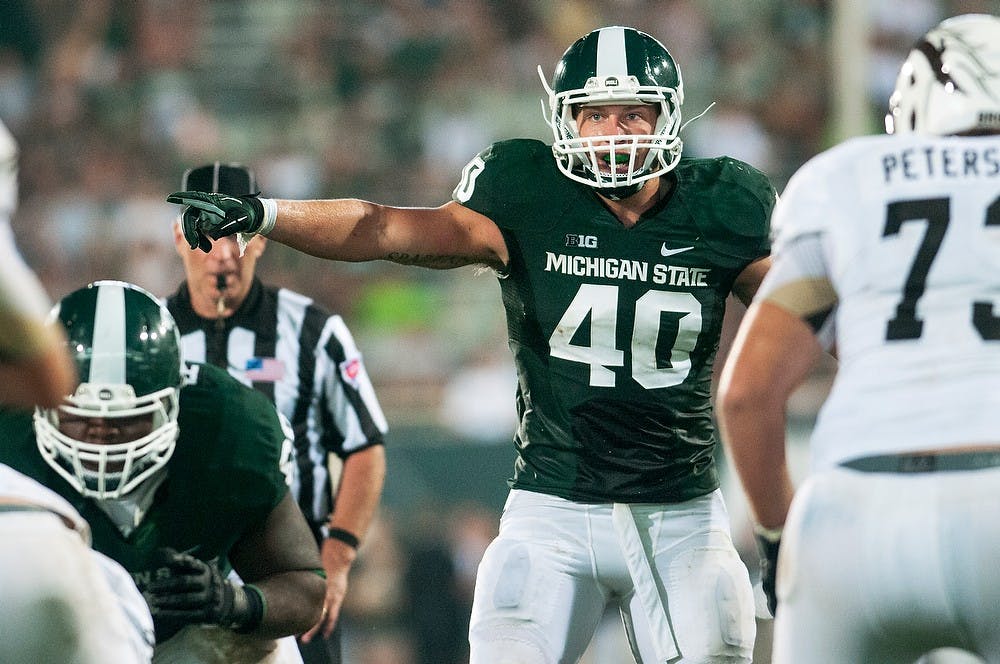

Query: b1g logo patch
[565,234,598,248]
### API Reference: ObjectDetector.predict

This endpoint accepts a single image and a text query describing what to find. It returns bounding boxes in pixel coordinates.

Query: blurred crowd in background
[1,1,997,662]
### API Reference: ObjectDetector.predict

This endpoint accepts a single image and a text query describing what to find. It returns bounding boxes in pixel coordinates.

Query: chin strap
[598,181,646,200]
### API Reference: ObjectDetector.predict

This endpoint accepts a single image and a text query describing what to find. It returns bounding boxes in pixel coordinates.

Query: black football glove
[143,548,264,642]
[754,528,781,617]
[166,191,266,252]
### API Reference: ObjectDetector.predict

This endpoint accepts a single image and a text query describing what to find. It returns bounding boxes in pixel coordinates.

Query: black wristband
[232,584,266,634]
[321,525,360,549]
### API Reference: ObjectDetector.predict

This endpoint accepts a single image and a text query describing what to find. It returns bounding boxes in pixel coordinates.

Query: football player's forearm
[727,415,795,530]
[269,199,506,270]
[328,445,386,544]
[268,198,389,262]
[250,570,326,639]
[718,302,819,529]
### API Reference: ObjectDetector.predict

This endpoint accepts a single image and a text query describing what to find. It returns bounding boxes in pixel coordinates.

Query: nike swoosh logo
[661,244,694,257]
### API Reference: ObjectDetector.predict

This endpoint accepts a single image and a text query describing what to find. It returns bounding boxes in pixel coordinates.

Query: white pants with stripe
[469,488,755,664]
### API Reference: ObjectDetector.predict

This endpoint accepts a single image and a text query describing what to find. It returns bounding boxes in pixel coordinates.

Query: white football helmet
[34,281,182,499]
[886,13,1000,136]
[539,26,684,198]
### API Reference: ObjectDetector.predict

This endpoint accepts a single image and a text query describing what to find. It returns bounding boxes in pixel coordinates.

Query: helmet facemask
[540,26,684,197]
[33,281,183,500]
[885,14,1000,136]
[34,383,179,500]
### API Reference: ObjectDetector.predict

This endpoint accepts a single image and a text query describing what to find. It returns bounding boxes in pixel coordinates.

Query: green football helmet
[34,280,182,499]
[539,26,684,197]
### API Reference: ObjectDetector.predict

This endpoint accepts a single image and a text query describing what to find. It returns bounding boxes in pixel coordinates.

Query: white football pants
[773,466,1000,663]
[469,488,755,664]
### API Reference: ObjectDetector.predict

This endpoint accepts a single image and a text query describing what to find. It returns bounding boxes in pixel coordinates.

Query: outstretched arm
[168,190,509,271]
[270,199,508,270]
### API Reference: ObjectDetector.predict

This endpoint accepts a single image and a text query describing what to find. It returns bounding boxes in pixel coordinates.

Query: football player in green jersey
[0,280,324,664]
[169,25,774,664]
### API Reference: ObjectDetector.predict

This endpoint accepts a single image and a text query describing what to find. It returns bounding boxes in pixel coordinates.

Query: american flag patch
[245,357,285,382]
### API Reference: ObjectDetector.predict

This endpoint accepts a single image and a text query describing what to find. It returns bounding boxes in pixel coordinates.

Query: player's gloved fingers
[166,192,225,216]
[197,232,212,253]
[149,591,211,609]
[167,551,208,569]
[154,547,182,564]
[176,198,224,216]
[159,551,210,574]
[147,576,206,595]
[181,208,210,250]
[762,576,777,615]
[753,530,781,616]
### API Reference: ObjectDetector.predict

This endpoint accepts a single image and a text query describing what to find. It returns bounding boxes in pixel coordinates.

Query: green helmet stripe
[596,26,628,78]
[90,281,127,384]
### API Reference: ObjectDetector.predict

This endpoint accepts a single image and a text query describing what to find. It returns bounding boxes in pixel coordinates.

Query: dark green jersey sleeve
[452,139,570,232]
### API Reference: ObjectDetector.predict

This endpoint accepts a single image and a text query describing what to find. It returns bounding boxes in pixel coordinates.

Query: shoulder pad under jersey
[176,362,286,499]
[675,156,776,261]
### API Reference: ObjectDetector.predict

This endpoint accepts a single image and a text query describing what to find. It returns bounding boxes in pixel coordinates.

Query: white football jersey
[762,132,1000,470]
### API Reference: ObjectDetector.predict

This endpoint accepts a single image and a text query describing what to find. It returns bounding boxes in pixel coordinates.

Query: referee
[167,162,388,664]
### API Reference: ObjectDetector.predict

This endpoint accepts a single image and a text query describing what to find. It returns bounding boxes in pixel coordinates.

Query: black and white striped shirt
[167,278,387,534]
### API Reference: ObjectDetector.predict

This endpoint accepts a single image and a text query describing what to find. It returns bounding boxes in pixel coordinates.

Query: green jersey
[453,139,774,503]
[0,362,288,583]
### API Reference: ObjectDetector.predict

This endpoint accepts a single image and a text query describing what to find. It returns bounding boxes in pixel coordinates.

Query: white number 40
[548,284,703,389]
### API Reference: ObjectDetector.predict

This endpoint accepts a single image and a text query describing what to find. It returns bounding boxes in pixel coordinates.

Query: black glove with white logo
[167,191,266,252]
[143,548,264,642]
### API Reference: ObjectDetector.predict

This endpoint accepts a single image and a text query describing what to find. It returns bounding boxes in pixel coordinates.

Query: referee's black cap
[181,162,256,196]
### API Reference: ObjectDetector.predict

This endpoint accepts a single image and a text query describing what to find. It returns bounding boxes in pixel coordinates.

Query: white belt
[612,502,680,663]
